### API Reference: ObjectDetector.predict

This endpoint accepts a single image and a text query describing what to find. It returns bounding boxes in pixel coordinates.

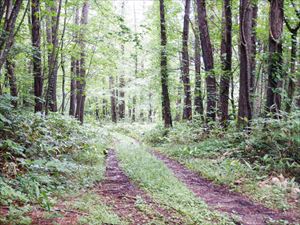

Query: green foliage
[0,109,109,223]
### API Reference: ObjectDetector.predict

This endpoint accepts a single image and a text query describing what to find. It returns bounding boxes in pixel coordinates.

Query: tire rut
[152,151,299,225]
[95,149,182,225]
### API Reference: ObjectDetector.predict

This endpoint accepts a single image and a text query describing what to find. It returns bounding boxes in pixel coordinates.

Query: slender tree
[238,0,253,125]
[5,57,18,107]
[69,7,80,116]
[75,0,89,124]
[219,0,232,126]
[118,0,126,119]
[182,0,192,120]
[31,0,43,112]
[266,0,284,115]
[159,0,172,127]
[193,1,203,117]
[250,1,258,108]
[0,0,23,71]
[284,1,300,112]
[45,0,63,113]
[196,0,216,121]
[110,76,117,123]
[60,0,68,114]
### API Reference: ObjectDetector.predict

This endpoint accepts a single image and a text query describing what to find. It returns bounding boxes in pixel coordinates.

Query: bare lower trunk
[76,0,89,124]
[193,1,203,117]
[160,0,172,128]
[266,0,284,115]
[110,76,117,123]
[196,0,216,121]
[31,0,43,112]
[0,0,23,71]
[250,3,258,110]
[45,0,63,113]
[182,0,192,120]
[70,7,80,116]
[238,0,252,126]
[219,0,232,126]
[6,58,18,107]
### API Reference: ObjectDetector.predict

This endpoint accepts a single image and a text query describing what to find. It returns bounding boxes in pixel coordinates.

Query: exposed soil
[30,201,81,225]
[153,151,300,225]
[94,149,182,225]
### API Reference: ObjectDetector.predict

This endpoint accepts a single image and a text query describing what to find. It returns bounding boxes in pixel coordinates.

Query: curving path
[153,150,299,225]
[95,149,182,225]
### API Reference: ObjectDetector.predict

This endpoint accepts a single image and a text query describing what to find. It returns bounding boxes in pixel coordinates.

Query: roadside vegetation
[0,96,113,224]
[113,113,300,211]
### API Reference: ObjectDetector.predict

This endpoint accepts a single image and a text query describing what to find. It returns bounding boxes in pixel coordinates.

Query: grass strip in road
[113,134,235,225]
[72,192,125,225]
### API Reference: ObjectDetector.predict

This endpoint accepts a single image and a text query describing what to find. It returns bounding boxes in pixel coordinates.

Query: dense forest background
[0,0,300,224]
[0,0,299,125]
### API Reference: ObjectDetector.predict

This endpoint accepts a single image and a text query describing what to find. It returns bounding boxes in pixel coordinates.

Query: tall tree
[182,0,192,120]
[60,0,68,114]
[118,0,126,120]
[5,57,18,107]
[0,0,23,71]
[284,1,300,112]
[75,0,89,124]
[159,0,172,128]
[266,0,284,115]
[31,0,43,112]
[238,0,253,125]
[110,76,117,123]
[45,0,63,113]
[219,0,232,125]
[193,1,203,117]
[196,0,216,121]
[250,1,258,108]
[69,7,80,116]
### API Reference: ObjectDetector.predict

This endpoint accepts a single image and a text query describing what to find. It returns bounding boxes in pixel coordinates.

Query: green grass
[113,133,235,225]
[157,143,297,210]
[72,193,124,225]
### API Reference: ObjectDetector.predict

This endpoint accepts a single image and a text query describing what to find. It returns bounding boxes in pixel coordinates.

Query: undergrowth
[0,95,109,224]
[124,113,300,210]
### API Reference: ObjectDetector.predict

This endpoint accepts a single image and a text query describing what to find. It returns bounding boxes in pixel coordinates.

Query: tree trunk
[219,0,232,126]
[285,13,300,112]
[70,7,80,116]
[266,0,284,115]
[77,0,89,124]
[159,0,172,128]
[110,76,117,123]
[148,92,153,122]
[250,2,258,110]
[193,0,203,117]
[238,0,252,126]
[119,74,125,119]
[0,0,23,71]
[6,58,18,107]
[132,96,136,122]
[45,0,62,113]
[182,0,192,120]
[119,1,126,119]
[196,0,216,121]
[60,0,68,115]
[31,0,43,112]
